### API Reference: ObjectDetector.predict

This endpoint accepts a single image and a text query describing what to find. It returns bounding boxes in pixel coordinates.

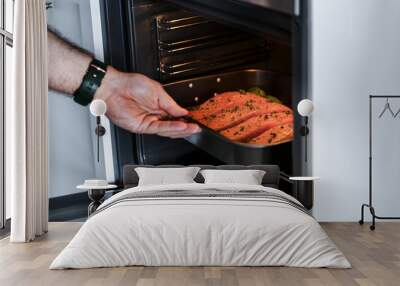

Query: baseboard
[0,218,11,239]
[49,192,89,210]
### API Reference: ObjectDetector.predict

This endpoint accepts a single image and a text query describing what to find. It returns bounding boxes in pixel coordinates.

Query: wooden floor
[0,222,399,286]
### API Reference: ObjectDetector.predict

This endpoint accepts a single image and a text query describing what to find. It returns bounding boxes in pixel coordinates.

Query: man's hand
[94,67,200,138]
[47,30,199,139]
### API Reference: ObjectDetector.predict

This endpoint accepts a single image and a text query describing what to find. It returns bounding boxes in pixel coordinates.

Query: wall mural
[106,1,307,183]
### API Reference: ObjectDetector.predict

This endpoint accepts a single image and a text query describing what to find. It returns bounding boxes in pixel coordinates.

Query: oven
[100,0,308,189]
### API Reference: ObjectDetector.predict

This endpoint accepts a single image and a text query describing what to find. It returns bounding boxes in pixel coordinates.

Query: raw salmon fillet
[200,101,291,131]
[187,90,293,145]
[249,123,294,145]
[200,102,291,131]
[220,111,293,142]
[189,91,273,121]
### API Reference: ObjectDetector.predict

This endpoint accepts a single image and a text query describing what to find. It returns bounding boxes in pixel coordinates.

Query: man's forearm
[46,30,199,138]
[48,30,93,95]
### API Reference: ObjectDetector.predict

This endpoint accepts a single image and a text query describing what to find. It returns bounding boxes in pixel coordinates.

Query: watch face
[92,64,107,73]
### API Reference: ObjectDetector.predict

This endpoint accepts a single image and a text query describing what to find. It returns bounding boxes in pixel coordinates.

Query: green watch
[73,59,107,106]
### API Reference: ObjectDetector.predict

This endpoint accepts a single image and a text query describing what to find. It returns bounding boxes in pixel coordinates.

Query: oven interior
[107,0,304,188]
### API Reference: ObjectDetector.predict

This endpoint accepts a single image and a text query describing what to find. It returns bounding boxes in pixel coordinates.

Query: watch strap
[73,59,107,106]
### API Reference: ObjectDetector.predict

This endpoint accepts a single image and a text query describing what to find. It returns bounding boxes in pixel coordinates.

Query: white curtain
[8,0,49,242]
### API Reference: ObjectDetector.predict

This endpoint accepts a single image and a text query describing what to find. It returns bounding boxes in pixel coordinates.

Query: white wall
[311,0,400,221]
[47,0,98,198]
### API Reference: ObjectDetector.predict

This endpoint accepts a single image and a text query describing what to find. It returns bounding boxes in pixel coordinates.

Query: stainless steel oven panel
[237,0,296,15]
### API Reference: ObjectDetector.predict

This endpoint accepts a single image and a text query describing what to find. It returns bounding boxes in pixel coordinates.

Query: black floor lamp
[297,99,314,162]
[90,99,107,162]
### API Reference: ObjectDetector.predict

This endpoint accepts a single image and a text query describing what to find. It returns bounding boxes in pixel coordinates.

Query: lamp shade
[90,99,107,116]
[297,99,314,116]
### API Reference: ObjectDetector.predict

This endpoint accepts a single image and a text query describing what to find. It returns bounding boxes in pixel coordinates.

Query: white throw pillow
[135,167,200,186]
[200,169,266,185]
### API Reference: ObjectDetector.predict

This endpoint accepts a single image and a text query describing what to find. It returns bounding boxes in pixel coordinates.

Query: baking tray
[163,69,292,164]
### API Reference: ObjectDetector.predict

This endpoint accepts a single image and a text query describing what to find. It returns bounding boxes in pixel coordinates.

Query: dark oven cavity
[101,0,308,187]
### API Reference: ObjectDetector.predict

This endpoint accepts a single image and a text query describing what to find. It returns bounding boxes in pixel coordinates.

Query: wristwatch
[73,59,107,106]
